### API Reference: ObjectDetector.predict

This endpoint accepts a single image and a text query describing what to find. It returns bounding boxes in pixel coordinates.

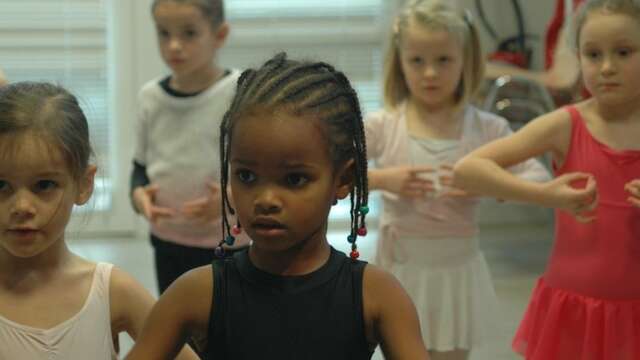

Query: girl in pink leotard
[455,1,640,358]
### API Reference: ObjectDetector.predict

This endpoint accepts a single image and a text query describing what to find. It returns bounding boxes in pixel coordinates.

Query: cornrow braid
[216,52,369,260]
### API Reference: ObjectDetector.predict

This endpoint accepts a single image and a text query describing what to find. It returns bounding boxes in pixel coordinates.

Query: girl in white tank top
[0,82,197,360]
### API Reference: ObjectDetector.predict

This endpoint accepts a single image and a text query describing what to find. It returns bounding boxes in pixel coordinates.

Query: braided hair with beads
[215,52,369,260]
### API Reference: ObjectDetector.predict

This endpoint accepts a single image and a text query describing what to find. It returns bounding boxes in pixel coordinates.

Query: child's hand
[625,179,640,208]
[375,166,435,198]
[181,182,222,224]
[439,164,477,199]
[544,172,598,223]
[133,184,177,223]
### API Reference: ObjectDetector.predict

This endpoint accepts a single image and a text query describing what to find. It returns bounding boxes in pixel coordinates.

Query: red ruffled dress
[512,106,640,360]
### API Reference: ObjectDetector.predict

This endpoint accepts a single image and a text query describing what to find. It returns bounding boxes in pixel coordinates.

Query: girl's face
[579,11,640,106]
[153,1,228,78]
[228,112,351,254]
[399,20,464,111]
[0,133,95,259]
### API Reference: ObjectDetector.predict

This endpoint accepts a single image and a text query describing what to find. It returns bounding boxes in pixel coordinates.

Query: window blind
[0,0,110,209]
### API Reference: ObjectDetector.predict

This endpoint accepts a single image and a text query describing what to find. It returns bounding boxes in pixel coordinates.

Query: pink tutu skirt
[513,278,640,360]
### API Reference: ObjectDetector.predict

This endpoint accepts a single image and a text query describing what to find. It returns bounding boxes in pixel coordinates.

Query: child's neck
[0,240,74,286]
[170,65,223,93]
[583,99,640,150]
[249,237,332,276]
[594,98,640,124]
[406,97,463,139]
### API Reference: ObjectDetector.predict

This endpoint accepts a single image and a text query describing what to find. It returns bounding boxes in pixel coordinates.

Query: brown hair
[152,0,225,28]
[572,0,640,50]
[0,81,93,180]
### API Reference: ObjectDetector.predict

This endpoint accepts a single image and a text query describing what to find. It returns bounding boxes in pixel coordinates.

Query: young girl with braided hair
[366,1,550,359]
[125,52,429,360]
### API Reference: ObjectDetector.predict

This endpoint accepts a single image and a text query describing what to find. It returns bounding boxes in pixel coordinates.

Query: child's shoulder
[468,103,572,134]
[108,265,139,293]
[466,105,508,124]
[462,105,514,141]
[137,77,166,101]
[361,263,407,311]
[161,265,213,310]
[464,105,526,135]
[204,68,242,96]
[223,68,242,84]
[360,264,426,353]
[176,265,214,291]
[206,68,242,99]
[365,105,405,127]
[362,263,397,287]
[137,69,241,103]
[152,265,213,331]
[572,98,599,120]
[167,265,215,304]
[530,105,574,132]
[108,265,151,308]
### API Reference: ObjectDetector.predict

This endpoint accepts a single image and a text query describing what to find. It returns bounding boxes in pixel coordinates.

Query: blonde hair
[383,0,484,110]
[572,0,640,50]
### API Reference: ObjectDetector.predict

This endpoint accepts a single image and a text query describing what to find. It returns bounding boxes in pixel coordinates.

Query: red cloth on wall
[545,0,585,69]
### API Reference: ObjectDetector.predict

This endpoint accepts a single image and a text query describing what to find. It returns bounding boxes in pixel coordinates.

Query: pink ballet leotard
[513,106,640,360]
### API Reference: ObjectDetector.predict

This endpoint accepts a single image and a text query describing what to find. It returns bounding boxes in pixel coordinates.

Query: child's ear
[75,165,97,205]
[335,159,355,200]
[213,22,230,49]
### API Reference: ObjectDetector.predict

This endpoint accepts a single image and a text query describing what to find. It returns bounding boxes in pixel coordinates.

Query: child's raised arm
[453,109,584,206]
[363,265,429,359]
[454,109,600,222]
[114,267,204,360]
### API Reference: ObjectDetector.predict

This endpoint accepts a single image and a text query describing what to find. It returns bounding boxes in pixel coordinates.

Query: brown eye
[584,50,601,60]
[286,173,308,187]
[157,28,169,38]
[35,180,58,192]
[618,48,632,57]
[236,169,256,184]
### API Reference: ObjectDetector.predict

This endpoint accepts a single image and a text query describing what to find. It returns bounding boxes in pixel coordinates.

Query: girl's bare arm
[116,266,211,360]
[364,265,429,359]
[453,109,571,205]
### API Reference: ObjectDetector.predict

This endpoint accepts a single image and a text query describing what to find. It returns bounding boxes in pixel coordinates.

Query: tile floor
[68,208,554,359]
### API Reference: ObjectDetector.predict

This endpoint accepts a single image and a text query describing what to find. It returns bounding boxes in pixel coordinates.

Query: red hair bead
[350,250,360,259]
[232,224,242,235]
[357,227,367,236]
